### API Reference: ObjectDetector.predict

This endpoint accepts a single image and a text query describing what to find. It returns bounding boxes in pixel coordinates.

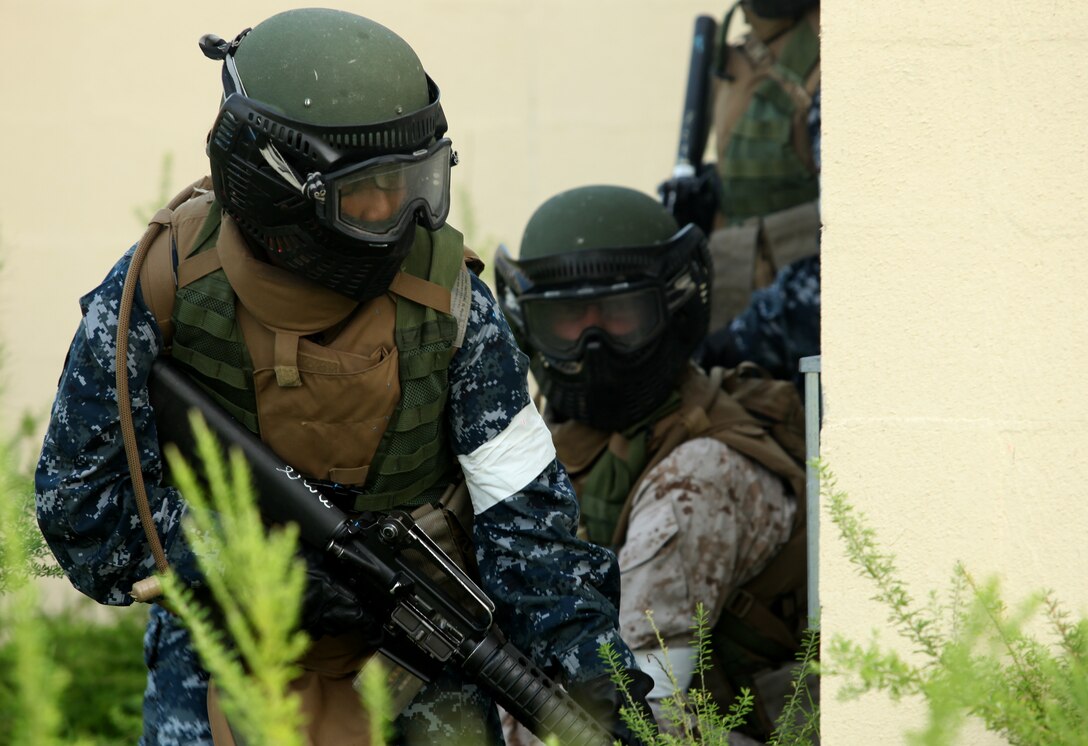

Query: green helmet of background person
[496,186,712,432]
[204,8,456,302]
[519,187,681,261]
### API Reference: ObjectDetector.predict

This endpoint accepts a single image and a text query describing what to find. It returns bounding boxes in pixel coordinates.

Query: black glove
[299,546,381,641]
[657,163,722,237]
[568,669,659,746]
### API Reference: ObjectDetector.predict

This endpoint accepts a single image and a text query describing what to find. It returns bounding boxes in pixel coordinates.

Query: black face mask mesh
[532,333,683,432]
[212,136,417,301]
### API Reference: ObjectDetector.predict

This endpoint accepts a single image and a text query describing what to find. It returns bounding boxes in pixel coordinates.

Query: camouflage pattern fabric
[36,248,632,743]
[698,254,821,389]
[616,437,795,649]
[697,86,821,389]
[142,605,214,745]
[501,438,794,746]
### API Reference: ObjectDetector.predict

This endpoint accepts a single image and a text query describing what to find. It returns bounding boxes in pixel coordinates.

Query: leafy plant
[0,251,145,745]
[158,411,309,746]
[822,461,1088,746]
[0,427,68,745]
[603,603,820,745]
[0,606,148,745]
[768,626,821,746]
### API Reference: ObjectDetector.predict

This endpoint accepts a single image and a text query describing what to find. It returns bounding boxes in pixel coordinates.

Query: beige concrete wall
[821,0,1088,742]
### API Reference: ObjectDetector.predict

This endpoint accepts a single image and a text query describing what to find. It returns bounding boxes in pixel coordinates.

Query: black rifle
[658,14,721,235]
[148,358,613,746]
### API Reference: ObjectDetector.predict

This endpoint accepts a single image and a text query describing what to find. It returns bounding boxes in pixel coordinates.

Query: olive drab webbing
[137,182,472,512]
[713,4,820,222]
[170,199,260,432]
[705,3,821,329]
[360,227,465,510]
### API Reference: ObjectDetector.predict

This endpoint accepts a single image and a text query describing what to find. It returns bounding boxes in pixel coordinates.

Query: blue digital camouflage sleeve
[708,254,821,386]
[447,273,636,684]
[35,247,198,606]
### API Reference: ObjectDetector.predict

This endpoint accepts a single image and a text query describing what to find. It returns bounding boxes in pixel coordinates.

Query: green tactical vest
[716,8,820,222]
[168,203,464,512]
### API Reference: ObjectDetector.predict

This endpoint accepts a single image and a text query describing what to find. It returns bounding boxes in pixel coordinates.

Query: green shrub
[822,462,1088,746]
[158,411,309,746]
[0,408,147,746]
[0,607,147,745]
[604,603,820,745]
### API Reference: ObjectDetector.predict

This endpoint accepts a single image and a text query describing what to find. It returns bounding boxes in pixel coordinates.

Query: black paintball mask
[496,225,711,432]
[201,24,456,302]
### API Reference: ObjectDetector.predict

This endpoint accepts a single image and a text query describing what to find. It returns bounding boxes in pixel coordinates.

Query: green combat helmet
[495,186,712,432]
[744,0,818,19]
[201,8,457,301]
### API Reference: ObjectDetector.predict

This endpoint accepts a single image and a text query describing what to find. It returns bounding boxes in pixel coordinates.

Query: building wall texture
[3,0,1087,742]
[821,1,1088,742]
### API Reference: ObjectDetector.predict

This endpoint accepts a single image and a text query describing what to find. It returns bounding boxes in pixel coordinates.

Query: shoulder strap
[135,177,216,349]
[120,176,214,601]
[137,209,179,346]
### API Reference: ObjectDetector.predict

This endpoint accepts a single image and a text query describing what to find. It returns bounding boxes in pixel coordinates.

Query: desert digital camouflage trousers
[617,437,796,649]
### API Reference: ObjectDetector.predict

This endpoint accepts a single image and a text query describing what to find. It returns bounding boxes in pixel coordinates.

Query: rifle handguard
[464,632,613,746]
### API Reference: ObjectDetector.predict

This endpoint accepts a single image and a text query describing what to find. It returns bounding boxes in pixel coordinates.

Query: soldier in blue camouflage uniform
[697,251,820,389]
[36,9,649,745]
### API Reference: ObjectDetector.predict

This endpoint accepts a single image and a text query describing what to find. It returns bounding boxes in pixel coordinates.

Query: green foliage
[822,461,1088,746]
[0,310,143,745]
[0,607,148,745]
[356,659,396,746]
[158,411,310,746]
[768,626,821,746]
[0,413,64,595]
[0,433,67,745]
[603,603,820,745]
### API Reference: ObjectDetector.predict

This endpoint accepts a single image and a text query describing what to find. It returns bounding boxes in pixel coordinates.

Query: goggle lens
[521,286,664,359]
[329,139,452,241]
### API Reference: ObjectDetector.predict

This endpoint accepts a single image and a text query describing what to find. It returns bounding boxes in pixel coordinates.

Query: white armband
[456,402,557,514]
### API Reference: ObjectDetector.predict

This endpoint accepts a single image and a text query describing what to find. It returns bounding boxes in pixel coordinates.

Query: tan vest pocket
[240,300,402,485]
